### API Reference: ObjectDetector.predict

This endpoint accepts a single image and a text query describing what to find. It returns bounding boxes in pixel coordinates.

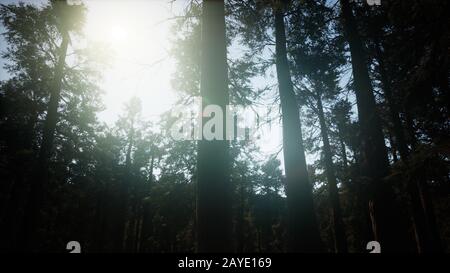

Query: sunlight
[83,0,176,124]
[108,25,128,44]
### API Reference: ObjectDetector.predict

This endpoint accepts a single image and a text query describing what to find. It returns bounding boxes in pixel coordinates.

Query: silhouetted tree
[196,0,232,252]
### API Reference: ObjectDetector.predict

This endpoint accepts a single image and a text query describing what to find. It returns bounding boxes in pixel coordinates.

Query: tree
[0,0,100,251]
[288,0,348,253]
[196,0,232,252]
[338,0,413,252]
[362,1,446,253]
[272,0,322,252]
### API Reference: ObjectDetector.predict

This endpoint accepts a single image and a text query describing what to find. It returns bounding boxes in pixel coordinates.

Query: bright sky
[0,0,308,168]
[83,0,178,124]
[81,0,284,159]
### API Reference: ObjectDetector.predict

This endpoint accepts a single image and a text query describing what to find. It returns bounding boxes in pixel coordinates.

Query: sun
[82,0,177,124]
[108,25,128,44]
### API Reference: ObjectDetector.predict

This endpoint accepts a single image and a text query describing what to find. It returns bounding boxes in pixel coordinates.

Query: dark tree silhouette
[273,1,322,252]
[339,0,413,252]
[196,0,232,252]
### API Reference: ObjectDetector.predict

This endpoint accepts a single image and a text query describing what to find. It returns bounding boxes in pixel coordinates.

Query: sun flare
[83,0,176,123]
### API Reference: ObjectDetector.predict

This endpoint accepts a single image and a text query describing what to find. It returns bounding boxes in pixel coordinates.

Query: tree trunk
[121,120,135,252]
[23,29,70,251]
[196,0,232,252]
[273,6,322,252]
[339,0,412,252]
[316,93,348,253]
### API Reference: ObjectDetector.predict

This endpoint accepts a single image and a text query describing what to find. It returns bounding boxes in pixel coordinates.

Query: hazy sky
[0,0,288,165]
[84,0,179,123]
[0,0,181,122]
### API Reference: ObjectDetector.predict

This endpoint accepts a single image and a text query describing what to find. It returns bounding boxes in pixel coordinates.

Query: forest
[0,0,448,253]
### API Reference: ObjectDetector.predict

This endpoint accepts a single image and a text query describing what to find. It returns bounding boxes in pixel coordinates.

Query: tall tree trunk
[36,32,69,164]
[339,0,412,252]
[273,6,322,252]
[121,120,135,252]
[316,93,348,253]
[22,29,70,251]
[196,0,232,252]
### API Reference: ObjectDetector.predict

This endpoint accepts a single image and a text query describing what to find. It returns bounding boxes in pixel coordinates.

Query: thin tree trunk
[316,93,348,253]
[273,6,322,252]
[121,120,135,252]
[196,0,232,252]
